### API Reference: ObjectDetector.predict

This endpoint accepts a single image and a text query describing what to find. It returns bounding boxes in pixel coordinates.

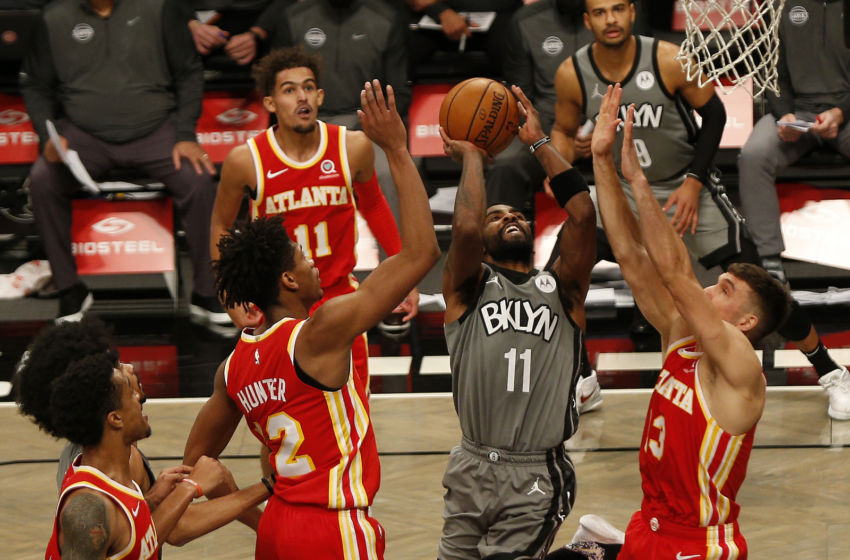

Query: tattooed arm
[59,490,126,559]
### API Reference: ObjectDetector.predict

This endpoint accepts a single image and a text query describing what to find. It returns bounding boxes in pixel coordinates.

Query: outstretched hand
[591,84,623,157]
[512,85,545,147]
[358,80,406,152]
[621,104,647,186]
[438,127,490,165]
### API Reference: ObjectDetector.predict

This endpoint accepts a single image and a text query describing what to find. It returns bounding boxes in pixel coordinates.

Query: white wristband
[528,136,551,154]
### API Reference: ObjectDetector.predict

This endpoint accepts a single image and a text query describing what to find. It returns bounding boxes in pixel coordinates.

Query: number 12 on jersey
[504,348,531,393]
[293,221,331,259]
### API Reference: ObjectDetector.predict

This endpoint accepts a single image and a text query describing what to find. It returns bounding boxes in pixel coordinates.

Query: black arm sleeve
[162,0,204,143]
[689,94,725,183]
[19,15,59,146]
[501,14,533,99]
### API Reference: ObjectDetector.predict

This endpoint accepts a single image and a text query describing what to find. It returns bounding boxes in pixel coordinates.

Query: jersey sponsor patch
[534,273,556,294]
[635,70,655,90]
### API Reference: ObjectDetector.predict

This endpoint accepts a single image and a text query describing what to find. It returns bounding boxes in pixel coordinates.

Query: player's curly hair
[214,215,296,314]
[49,354,122,448]
[14,318,118,438]
[252,46,323,96]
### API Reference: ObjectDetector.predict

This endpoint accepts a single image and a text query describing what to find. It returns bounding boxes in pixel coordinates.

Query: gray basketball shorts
[438,437,576,560]
[590,172,745,269]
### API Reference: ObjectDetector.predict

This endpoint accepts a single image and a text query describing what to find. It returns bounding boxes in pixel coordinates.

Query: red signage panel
[119,345,179,398]
[71,198,175,275]
[408,84,453,157]
[0,94,39,164]
[196,91,269,163]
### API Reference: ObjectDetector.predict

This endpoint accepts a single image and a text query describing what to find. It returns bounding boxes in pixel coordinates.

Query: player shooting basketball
[436,85,596,559]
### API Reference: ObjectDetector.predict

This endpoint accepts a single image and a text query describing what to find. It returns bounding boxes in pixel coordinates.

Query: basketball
[439,78,519,156]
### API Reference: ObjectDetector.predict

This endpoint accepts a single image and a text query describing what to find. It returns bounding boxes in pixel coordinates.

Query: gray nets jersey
[445,264,582,452]
[574,35,698,183]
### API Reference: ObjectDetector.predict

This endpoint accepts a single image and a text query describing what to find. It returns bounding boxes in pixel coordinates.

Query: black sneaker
[189,292,231,325]
[56,283,93,324]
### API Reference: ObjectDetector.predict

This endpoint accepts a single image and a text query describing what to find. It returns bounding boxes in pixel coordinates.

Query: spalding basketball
[439,78,519,156]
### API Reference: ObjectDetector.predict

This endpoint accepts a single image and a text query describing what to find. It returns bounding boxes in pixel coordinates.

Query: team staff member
[20,0,226,325]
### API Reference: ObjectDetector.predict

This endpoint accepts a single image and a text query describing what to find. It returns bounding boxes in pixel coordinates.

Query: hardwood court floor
[2,389,848,559]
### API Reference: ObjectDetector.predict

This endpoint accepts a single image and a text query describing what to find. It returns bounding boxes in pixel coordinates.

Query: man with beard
[437,85,596,559]
[552,0,848,411]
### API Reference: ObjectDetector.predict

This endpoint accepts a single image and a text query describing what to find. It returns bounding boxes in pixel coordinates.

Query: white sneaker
[571,514,625,545]
[576,371,602,414]
[818,366,850,420]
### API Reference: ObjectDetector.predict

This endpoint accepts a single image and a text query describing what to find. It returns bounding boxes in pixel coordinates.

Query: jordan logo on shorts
[527,476,545,496]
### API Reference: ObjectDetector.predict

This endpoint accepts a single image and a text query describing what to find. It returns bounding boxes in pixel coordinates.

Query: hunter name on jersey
[263,185,350,215]
[235,377,287,414]
[479,298,559,342]
[654,367,695,415]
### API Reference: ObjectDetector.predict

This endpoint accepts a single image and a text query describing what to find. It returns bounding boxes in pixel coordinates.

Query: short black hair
[252,47,323,96]
[727,262,792,343]
[584,0,636,12]
[14,318,118,438]
[50,354,122,447]
[214,215,297,313]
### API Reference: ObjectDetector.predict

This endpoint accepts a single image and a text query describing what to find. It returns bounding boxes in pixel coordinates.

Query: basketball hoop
[676,0,786,97]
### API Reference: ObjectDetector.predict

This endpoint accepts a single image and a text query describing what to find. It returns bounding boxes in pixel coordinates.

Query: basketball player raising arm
[437,86,595,559]
[593,83,791,559]
[210,49,417,329]
[183,81,439,558]
[551,0,726,236]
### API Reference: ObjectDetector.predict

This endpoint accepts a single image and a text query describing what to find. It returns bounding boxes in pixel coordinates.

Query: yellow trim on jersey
[705,523,740,559]
[247,136,265,219]
[240,316,297,343]
[698,419,745,526]
[269,121,329,168]
[356,509,380,560]
[59,480,142,560]
[325,387,354,508]
[223,351,234,387]
[663,335,697,362]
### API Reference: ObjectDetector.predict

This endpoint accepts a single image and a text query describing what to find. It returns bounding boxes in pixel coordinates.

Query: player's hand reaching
[439,127,490,165]
[393,287,420,322]
[186,456,228,497]
[591,84,623,157]
[512,85,545,148]
[146,465,191,510]
[621,104,648,187]
[664,178,701,235]
[358,80,406,153]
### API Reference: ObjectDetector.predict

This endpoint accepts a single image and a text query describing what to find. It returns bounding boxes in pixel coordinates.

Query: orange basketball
[439,78,519,156]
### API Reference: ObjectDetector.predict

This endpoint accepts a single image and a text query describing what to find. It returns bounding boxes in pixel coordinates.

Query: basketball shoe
[571,514,625,545]
[819,366,850,420]
[576,371,602,414]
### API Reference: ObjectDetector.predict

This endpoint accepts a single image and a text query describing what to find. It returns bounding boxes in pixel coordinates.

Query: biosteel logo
[92,217,135,235]
[215,108,258,126]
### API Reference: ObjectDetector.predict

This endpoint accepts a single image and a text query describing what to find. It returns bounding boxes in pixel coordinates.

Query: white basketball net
[676,0,786,97]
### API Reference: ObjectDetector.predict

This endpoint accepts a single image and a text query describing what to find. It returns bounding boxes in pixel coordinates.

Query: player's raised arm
[439,122,490,324]
[296,80,440,388]
[211,145,255,261]
[591,85,677,342]
[513,85,596,327]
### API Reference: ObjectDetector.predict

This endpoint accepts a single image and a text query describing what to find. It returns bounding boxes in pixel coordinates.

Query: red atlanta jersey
[248,121,359,303]
[225,317,379,509]
[639,336,756,529]
[46,457,157,560]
